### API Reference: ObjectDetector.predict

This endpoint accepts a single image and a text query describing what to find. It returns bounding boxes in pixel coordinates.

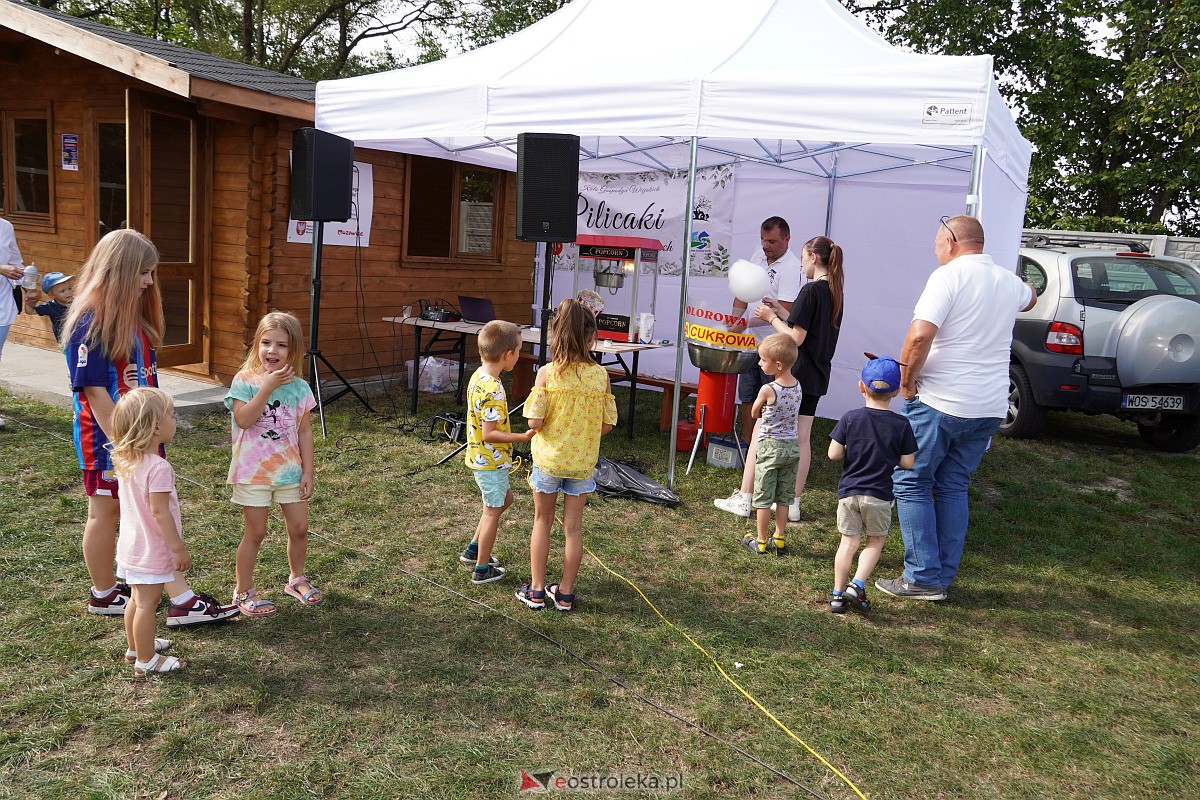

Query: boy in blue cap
[826,353,917,613]
[24,271,74,343]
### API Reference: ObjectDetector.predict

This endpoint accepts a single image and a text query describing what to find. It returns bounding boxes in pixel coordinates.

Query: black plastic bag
[592,457,680,507]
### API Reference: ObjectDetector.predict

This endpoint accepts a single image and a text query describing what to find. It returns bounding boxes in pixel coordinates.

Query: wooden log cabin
[0,1,536,386]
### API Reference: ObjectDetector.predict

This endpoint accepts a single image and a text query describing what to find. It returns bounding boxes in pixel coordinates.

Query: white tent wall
[314,0,1033,453]
[536,159,975,422]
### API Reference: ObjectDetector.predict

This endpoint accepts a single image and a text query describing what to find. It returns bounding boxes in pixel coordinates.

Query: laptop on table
[458,295,496,324]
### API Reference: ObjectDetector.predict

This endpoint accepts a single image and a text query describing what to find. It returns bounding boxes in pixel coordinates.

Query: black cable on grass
[8,414,829,798]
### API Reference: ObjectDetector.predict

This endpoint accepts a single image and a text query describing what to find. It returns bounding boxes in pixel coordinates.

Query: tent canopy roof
[316,0,1026,179]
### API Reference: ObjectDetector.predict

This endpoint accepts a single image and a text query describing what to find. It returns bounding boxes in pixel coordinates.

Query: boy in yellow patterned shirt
[461,320,535,584]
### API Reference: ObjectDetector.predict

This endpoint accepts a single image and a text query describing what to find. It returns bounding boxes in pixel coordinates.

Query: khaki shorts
[231,482,302,507]
[752,438,800,508]
[836,494,894,537]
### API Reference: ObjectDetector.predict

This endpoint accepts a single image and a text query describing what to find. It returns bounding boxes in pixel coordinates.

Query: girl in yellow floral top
[517,299,618,612]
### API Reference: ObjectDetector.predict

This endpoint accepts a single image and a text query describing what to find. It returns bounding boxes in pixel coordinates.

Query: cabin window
[406,155,500,260]
[0,112,52,219]
[97,122,127,235]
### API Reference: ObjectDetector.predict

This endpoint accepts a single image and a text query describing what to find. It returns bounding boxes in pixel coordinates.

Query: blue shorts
[528,464,595,496]
[473,468,512,508]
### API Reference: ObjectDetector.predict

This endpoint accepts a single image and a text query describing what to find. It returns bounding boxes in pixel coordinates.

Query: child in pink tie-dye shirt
[225,312,319,616]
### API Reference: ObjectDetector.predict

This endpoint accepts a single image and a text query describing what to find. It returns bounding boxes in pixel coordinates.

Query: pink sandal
[234,588,277,616]
[285,576,322,605]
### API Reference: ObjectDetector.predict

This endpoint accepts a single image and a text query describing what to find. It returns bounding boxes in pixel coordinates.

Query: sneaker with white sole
[459,548,500,568]
[87,583,131,616]
[714,491,752,518]
[166,592,241,627]
[471,564,507,585]
[874,576,946,601]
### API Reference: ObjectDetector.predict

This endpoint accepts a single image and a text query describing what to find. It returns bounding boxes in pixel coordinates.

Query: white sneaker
[714,491,752,518]
[788,501,801,522]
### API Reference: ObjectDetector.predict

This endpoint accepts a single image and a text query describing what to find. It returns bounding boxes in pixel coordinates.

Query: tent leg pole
[966,145,983,216]
[823,151,838,238]
[667,136,700,489]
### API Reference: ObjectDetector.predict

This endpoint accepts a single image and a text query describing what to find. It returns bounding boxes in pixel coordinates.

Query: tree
[408,0,571,62]
[37,0,464,79]
[842,1,1200,235]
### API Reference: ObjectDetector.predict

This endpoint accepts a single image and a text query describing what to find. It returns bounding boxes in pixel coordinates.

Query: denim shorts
[528,464,595,496]
[473,468,512,508]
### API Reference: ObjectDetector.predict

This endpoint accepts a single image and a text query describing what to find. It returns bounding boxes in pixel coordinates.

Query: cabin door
[127,91,207,370]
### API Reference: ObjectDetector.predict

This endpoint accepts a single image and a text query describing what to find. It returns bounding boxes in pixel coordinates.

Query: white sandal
[125,638,172,663]
[133,653,185,675]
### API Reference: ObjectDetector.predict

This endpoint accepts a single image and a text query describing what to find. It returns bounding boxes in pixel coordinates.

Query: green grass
[1,383,1198,800]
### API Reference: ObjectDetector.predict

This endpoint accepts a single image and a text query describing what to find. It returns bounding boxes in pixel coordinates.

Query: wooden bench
[512,352,697,432]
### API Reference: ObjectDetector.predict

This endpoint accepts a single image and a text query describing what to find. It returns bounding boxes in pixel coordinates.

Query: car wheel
[1136,416,1200,453]
[999,364,1046,439]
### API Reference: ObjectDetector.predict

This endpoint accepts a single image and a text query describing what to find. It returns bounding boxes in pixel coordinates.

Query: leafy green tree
[32,0,461,79]
[844,0,1200,234]
[407,0,570,62]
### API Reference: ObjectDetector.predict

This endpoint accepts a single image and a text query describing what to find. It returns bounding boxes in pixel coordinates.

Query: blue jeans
[892,398,1000,589]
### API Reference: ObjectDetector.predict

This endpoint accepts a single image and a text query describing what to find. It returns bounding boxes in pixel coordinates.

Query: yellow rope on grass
[581,541,870,800]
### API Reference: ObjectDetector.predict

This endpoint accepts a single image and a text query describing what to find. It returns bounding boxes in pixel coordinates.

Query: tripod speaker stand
[304,221,375,438]
[291,127,375,437]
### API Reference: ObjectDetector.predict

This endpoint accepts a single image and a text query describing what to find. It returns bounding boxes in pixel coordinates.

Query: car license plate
[1122,394,1184,410]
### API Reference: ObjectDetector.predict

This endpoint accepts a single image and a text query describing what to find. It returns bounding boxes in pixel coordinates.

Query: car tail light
[1045,321,1083,355]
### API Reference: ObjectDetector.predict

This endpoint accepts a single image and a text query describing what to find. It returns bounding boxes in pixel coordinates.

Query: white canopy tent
[316,0,1031,483]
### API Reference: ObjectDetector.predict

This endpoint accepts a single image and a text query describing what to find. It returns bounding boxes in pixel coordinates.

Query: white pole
[667,137,700,488]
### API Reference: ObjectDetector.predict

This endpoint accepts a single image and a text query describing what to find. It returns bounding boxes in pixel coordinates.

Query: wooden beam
[1,3,190,96]
[191,78,313,123]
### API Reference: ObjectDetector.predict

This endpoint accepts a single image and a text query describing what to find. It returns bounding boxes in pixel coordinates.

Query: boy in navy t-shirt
[827,354,917,614]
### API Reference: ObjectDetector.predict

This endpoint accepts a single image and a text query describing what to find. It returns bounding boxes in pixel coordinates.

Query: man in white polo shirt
[876,215,1036,601]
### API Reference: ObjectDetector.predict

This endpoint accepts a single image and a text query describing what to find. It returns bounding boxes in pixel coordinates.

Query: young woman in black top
[753,236,845,521]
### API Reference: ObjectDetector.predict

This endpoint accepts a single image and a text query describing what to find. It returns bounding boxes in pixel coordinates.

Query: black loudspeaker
[290,127,354,222]
[516,132,580,242]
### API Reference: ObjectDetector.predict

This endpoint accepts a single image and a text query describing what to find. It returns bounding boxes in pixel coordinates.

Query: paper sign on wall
[286,161,374,247]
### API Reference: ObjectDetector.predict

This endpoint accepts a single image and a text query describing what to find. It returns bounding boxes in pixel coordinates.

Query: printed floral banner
[550,165,735,277]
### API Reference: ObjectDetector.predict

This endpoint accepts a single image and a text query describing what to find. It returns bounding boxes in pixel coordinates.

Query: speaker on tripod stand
[290,127,375,436]
[516,132,580,368]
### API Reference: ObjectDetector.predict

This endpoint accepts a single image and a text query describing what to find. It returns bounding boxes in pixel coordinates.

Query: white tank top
[759,381,802,440]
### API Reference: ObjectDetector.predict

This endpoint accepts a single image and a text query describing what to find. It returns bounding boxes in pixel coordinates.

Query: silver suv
[1004,236,1200,452]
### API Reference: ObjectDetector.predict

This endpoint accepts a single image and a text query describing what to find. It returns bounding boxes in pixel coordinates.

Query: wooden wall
[2,32,539,387]
[0,38,124,350]
[262,125,538,384]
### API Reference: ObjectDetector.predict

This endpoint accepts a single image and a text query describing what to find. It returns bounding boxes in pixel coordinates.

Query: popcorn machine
[572,234,664,342]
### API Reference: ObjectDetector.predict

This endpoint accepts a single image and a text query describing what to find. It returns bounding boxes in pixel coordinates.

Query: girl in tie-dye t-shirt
[225,312,319,617]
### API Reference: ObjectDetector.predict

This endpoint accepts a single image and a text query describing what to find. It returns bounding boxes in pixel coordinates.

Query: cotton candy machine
[683,339,757,474]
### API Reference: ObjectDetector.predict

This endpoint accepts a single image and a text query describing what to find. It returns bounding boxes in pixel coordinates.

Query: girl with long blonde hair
[226,311,319,615]
[63,229,163,611]
[63,230,238,627]
[516,299,617,613]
